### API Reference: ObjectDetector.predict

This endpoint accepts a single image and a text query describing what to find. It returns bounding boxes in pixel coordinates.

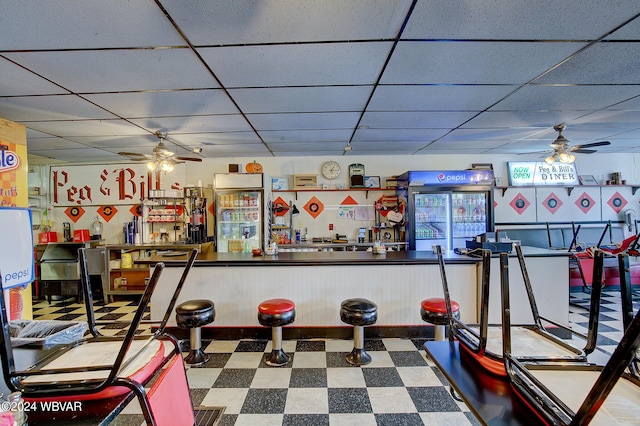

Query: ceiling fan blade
[571,141,611,150]
[572,149,598,154]
[518,150,551,155]
[175,156,203,162]
[118,151,150,158]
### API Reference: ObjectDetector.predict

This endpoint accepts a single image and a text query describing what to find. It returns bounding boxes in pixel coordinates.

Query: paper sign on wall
[0,208,34,289]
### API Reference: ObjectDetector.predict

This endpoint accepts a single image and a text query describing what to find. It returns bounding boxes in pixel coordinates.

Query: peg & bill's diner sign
[507,162,579,186]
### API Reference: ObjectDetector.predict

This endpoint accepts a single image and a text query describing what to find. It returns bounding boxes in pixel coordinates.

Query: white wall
[32,153,640,245]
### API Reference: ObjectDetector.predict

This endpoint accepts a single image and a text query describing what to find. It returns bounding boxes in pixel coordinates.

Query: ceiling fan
[524,124,611,165]
[118,131,202,172]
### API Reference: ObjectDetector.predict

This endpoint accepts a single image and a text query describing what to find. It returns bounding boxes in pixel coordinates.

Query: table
[424,341,533,425]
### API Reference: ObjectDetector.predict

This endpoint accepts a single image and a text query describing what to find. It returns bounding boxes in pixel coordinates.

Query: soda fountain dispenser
[185,186,214,244]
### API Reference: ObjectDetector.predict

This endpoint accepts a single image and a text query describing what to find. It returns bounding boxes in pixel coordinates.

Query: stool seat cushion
[420,297,460,326]
[176,299,215,328]
[421,298,459,314]
[258,299,296,327]
[258,298,295,315]
[340,298,377,326]
[341,298,377,314]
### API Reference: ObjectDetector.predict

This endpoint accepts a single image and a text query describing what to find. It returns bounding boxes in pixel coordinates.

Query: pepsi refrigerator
[396,170,494,251]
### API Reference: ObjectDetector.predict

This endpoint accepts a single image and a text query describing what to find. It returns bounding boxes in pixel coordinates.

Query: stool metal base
[265,349,290,367]
[184,348,209,366]
[346,348,371,366]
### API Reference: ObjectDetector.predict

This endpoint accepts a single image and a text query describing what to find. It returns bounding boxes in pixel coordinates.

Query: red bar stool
[176,299,215,365]
[340,298,378,365]
[420,298,460,341]
[258,298,296,366]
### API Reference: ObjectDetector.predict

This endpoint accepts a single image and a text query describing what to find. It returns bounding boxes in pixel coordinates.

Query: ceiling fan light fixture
[146,161,157,171]
[160,160,174,172]
[544,154,557,165]
[558,151,576,164]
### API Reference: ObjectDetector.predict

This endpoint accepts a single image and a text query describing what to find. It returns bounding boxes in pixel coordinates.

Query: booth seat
[499,224,638,290]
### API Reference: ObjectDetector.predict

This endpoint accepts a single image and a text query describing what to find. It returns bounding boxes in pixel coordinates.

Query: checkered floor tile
[31,290,631,425]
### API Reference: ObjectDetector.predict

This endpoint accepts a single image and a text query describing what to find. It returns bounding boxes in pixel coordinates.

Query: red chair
[0,249,200,425]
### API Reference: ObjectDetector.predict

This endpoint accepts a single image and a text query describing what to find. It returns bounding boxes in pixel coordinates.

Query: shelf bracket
[565,186,574,196]
[633,186,640,196]
[501,187,508,197]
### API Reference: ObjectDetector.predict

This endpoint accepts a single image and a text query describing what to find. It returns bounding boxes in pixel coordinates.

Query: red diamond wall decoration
[272,197,290,217]
[542,192,563,215]
[98,205,118,222]
[575,192,596,214]
[304,196,324,219]
[509,193,531,215]
[130,205,143,217]
[64,206,85,223]
[607,191,628,213]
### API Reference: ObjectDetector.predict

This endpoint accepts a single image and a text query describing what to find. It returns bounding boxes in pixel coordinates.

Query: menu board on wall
[507,162,579,186]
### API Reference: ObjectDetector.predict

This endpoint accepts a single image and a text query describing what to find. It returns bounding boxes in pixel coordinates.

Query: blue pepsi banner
[400,170,494,186]
[0,208,34,289]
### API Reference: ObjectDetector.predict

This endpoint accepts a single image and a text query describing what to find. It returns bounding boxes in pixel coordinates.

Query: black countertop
[137,246,569,268]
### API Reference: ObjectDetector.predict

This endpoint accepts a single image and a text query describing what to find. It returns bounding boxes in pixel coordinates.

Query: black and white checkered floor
[31,290,634,426]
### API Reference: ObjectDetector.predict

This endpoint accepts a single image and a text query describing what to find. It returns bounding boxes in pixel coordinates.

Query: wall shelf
[273,187,396,200]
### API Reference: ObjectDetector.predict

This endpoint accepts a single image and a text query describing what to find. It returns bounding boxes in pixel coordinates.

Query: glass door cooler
[214,173,265,253]
[397,170,494,252]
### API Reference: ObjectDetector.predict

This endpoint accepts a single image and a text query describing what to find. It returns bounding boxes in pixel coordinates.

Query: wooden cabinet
[101,243,212,303]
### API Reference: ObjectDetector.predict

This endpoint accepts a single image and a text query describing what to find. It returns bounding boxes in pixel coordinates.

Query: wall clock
[321,161,341,180]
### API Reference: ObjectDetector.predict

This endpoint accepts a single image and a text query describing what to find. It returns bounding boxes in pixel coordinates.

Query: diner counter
[138,245,568,267]
[146,246,570,336]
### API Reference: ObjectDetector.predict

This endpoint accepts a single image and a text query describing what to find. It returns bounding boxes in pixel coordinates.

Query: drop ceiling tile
[418,148,491,155]
[605,14,640,40]
[199,143,271,156]
[428,139,510,149]
[67,135,161,150]
[5,49,216,93]
[570,110,640,126]
[26,137,91,150]
[29,147,115,160]
[24,119,149,138]
[163,0,411,44]
[351,140,429,150]
[268,142,347,153]
[359,111,478,129]
[129,114,252,134]
[382,41,585,85]
[84,90,238,118]
[0,95,117,121]
[180,132,262,145]
[229,86,372,113]
[247,112,361,130]
[368,85,516,111]
[535,43,640,84]
[258,129,352,143]
[0,58,69,96]
[493,85,640,111]
[439,128,546,141]
[403,1,640,40]
[463,111,586,128]
[352,128,448,142]
[198,42,392,87]
[608,95,640,110]
[0,0,186,50]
